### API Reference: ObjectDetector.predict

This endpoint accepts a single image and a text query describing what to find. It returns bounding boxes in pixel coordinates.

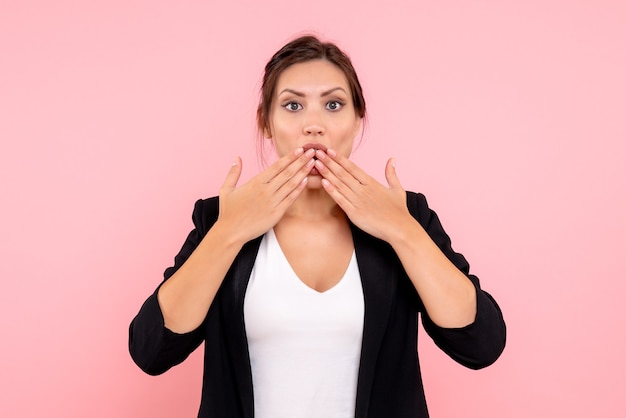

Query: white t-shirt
[244,228,365,418]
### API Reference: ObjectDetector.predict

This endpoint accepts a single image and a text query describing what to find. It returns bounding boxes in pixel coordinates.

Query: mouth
[302,143,328,159]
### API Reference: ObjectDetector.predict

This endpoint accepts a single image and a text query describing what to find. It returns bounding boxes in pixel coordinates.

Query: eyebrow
[278,87,348,97]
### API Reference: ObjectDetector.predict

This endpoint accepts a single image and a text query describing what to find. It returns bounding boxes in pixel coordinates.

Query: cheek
[335,121,360,155]
[270,111,288,135]
[269,121,298,156]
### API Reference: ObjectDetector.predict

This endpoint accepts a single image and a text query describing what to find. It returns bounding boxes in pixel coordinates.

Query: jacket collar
[219,236,263,418]
[350,224,397,418]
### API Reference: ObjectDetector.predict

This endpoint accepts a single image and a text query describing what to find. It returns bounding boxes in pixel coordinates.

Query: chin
[305,175,324,189]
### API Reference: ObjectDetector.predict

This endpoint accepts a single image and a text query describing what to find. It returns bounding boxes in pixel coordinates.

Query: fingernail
[295,147,304,156]
[391,158,396,168]
[307,158,315,167]
[305,148,315,157]
[327,148,337,157]
[315,160,324,169]
[315,150,326,160]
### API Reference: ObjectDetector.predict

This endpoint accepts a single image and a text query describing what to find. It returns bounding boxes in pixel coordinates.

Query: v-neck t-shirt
[243,228,365,418]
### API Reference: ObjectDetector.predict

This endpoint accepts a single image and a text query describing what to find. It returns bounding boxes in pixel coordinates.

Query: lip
[302,143,327,161]
[302,142,328,153]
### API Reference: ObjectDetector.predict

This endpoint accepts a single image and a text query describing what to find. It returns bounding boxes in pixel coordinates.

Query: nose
[304,124,324,135]
[303,109,325,136]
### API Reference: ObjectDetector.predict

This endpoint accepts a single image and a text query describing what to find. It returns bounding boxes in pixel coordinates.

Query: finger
[277,176,309,209]
[263,147,307,183]
[268,148,315,189]
[321,178,354,212]
[384,158,404,191]
[314,153,366,197]
[221,157,242,192]
[275,156,315,199]
[314,159,360,201]
[316,149,369,185]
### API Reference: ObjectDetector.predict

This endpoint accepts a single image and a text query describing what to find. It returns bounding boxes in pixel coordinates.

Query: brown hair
[257,35,367,147]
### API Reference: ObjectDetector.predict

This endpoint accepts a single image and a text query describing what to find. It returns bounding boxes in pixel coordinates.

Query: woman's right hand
[216,147,316,244]
[156,148,315,334]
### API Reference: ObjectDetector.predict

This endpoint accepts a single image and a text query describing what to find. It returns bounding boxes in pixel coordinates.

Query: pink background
[1,1,625,417]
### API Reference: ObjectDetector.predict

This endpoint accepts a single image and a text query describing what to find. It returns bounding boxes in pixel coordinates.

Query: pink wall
[1,1,624,416]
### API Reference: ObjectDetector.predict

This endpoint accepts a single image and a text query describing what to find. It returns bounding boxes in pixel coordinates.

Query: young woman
[129,35,506,418]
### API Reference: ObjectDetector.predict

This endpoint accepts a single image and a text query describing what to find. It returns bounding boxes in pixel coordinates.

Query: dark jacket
[129,191,506,417]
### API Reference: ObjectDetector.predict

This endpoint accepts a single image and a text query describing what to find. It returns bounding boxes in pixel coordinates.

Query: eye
[326,100,344,111]
[283,102,302,112]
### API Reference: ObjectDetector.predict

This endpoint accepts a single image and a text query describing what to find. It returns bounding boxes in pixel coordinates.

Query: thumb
[385,158,403,191]
[221,157,242,192]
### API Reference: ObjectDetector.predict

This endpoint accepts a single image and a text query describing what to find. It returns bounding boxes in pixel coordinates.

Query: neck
[284,188,343,220]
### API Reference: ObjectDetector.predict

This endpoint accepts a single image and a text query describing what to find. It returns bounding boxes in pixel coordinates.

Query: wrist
[205,219,249,250]
[385,215,428,250]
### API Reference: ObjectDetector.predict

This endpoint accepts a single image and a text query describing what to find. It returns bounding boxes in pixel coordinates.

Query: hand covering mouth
[302,143,328,159]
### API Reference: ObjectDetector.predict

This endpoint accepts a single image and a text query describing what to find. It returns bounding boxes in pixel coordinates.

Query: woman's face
[268,59,362,166]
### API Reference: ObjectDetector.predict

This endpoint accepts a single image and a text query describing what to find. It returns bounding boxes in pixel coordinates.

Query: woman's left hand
[317,149,478,329]
[314,149,412,242]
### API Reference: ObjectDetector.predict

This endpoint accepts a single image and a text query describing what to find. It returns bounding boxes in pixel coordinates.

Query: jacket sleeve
[407,192,506,370]
[128,197,219,375]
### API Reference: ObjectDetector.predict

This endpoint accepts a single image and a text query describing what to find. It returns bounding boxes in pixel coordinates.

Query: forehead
[275,59,350,93]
